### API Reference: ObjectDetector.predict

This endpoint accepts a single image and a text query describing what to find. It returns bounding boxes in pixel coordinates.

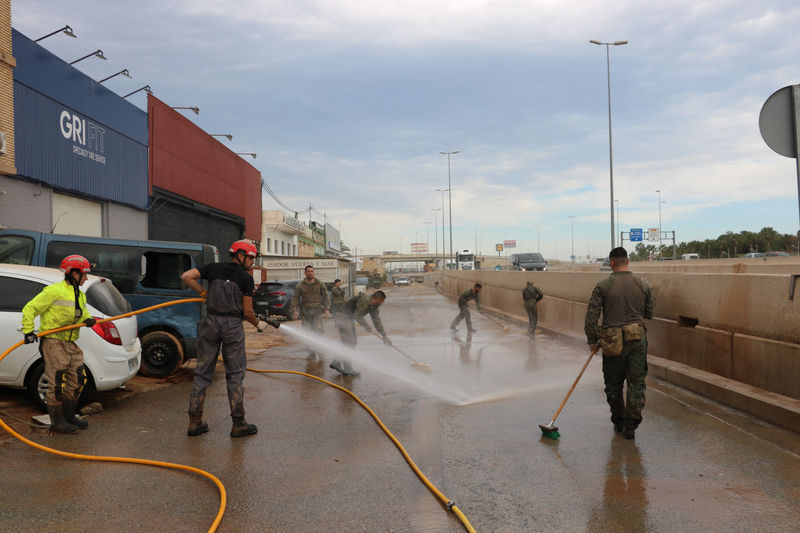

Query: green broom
[539,345,599,440]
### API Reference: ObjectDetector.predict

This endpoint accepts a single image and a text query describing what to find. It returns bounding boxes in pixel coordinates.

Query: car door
[0,274,45,385]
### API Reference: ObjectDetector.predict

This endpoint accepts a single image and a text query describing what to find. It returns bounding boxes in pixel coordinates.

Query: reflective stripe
[52,299,74,307]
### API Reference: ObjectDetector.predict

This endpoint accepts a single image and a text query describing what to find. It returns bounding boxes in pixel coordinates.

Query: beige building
[0,0,15,176]
[261,210,305,257]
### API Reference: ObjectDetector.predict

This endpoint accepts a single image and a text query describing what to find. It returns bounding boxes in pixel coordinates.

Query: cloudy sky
[13,1,800,259]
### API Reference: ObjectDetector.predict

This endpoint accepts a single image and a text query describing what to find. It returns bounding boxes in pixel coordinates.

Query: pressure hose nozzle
[257,314,281,329]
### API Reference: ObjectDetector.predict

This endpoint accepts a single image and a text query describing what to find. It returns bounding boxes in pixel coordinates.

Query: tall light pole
[424,221,432,259]
[536,225,541,253]
[431,208,441,268]
[436,188,448,268]
[569,216,576,263]
[440,151,460,269]
[615,199,620,242]
[656,189,665,259]
[590,39,627,250]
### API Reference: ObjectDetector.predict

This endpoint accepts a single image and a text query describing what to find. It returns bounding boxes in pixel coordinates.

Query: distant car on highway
[509,253,548,271]
[743,253,766,258]
[253,280,300,318]
[765,252,790,257]
[395,276,410,286]
[0,265,141,410]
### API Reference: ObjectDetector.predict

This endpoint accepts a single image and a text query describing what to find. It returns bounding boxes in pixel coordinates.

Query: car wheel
[26,360,97,412]
[140,331,184,378]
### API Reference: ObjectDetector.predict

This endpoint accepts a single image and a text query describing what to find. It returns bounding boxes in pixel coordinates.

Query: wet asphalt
[2,283,800,532]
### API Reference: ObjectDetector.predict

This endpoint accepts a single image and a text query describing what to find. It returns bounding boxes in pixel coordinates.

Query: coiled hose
[1,298,475,532]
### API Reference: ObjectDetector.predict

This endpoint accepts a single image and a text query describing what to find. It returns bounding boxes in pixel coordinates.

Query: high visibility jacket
[21,280,91,342]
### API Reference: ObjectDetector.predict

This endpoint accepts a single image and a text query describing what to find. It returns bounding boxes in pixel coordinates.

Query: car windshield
[457,255,475,261]
[85,279,132,316]
[518,254,544,262]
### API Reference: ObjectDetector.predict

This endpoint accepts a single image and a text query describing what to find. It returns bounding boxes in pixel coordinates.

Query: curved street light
[35,25,76,42]
[69,49,106,65]
[122,85,152,99]
[99,69,131,83]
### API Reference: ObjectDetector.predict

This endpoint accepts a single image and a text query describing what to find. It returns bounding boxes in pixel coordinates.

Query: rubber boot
[47,404,79,434]
[230,417,257,438]
[329,360,345,374]
[63,399,88,429]
[341,361,360,377]
[187,416,209,436]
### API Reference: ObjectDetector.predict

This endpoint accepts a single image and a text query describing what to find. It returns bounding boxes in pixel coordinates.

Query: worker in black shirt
[181,240,267,438]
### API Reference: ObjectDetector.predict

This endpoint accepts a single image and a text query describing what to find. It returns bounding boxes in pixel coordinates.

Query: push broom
[480,312,510,332]
[369,330,432,373]
[539,345,599,439]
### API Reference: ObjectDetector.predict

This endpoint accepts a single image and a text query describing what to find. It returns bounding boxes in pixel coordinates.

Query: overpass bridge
[361,252,509,272]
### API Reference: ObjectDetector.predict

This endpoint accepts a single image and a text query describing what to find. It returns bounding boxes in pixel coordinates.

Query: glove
[256,320,268,333]
[83,318,97,328]
[23,332,38,344]
[382,335,392,346]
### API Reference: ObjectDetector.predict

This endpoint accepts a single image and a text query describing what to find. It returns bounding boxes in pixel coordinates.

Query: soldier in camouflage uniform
[331,290,391,376]
[290,265,330,356]
[584,247,655,439]
[450,283,483,332]
[330,279,346,316]
[522,281,544,336]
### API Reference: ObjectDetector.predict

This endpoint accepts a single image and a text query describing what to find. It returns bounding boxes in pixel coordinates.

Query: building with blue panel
[0,29,148,239]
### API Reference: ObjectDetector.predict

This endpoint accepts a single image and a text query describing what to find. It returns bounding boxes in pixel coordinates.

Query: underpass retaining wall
[433,270,800,432]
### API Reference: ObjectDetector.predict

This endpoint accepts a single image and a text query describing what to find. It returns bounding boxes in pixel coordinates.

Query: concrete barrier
[431,269,800,433]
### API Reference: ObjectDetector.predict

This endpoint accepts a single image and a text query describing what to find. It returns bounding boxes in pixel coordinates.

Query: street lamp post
[569,216,576,263]
[436,188,448,269]
[431,208,441,267]
[656,190,666,259]
[424,221,432,260]
[615,199,620,240]
[536,224,541,253]
[440,151,460,269]
[590,39,628,250]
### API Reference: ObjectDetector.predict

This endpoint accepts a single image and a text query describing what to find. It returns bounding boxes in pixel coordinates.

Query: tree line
[628,227,798,261]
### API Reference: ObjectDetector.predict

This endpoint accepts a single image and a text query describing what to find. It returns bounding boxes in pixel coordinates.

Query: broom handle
[548,346,599,424]
[368,329,419,363]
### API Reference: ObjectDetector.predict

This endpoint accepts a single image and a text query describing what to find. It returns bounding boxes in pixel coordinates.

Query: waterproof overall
[188,277,247,420]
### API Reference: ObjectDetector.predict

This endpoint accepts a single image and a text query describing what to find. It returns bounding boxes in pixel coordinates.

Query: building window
[266,238,271,253]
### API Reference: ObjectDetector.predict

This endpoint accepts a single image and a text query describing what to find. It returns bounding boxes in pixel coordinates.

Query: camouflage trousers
[41,338,85,406]
[524,302,538,335]
[334,312,358,347]
[189,315,247,420]
[602,336,648,429]
[301,306,324,335]
[450,304,473,330]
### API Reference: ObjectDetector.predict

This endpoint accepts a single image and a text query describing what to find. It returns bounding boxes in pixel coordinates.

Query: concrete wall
[434,268,800,431]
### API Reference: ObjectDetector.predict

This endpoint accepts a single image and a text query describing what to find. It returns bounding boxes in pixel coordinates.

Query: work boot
[329,360,345,374]
[230,417,258,438]
[468,328,477,333]
[187,417,209,436]
[623,426,635,439]
[63,399,88,429]
[47,404,78,434]
[341,361,361,377]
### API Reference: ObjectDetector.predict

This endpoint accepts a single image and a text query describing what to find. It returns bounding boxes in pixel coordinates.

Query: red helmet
[229,240,257,258]
[59,255,91,274]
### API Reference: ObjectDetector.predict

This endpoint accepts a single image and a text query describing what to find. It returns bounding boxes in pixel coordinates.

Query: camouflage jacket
[330,286,346,310]
[584,271,655,345]
[290,278,330,314]
[522,284,543,304]
[343,293,386,336]
[458,289,481,309]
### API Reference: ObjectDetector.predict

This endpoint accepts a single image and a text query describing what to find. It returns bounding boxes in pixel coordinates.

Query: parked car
[395,276,410,286]
[253,280,300,318]
[0,229,217,377]
[509,253,548,271]
[766,252,790,257]
[743,253,766,258]
[355,276,369,294]
[0,265,141,411]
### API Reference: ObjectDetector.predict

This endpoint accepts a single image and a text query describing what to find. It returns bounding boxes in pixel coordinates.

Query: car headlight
[543,267,547,271]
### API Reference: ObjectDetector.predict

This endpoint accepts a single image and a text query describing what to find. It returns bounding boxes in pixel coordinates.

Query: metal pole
[536,225,541,253]
[569,216,576,263]
[448,154,454,269]
[793,86,800,254]
[656,189,662,259]
[606,44,616,249]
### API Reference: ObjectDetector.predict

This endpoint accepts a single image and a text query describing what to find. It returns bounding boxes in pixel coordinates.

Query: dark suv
[253,280,300,317]
[509,253,548,271]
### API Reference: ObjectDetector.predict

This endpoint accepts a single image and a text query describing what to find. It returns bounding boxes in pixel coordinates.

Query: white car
[396,276,410,286]
[0,265,141,410]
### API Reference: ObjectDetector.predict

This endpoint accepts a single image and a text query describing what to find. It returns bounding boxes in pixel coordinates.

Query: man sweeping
[331,290,391,376]
[522,281,543,336]
[584,247,655,439]
[450,283,482,332]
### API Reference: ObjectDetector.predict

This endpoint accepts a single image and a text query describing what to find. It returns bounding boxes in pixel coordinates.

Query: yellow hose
[2,298,476,532]
[248,368,477,533]
[0,298,226,533]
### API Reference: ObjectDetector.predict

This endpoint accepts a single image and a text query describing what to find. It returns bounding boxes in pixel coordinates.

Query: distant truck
[682,253,699,260]
[456,249,476,270]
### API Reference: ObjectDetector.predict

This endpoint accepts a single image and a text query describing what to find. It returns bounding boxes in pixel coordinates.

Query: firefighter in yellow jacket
[21,255,96,433]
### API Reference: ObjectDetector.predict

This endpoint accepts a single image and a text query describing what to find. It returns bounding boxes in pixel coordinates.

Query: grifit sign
[60,109,107,165]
